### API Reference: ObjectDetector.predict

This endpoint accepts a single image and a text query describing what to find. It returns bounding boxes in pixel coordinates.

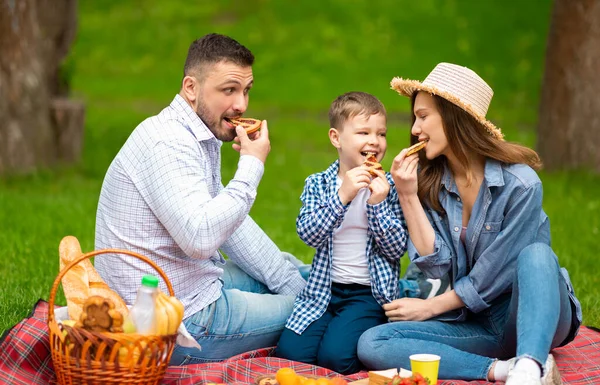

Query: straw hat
[391,62,504,140]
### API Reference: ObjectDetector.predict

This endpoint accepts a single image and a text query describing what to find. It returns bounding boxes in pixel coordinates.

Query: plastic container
[129,275,159,334]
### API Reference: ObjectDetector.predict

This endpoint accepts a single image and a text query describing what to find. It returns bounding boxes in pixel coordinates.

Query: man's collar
[170,94,217,142]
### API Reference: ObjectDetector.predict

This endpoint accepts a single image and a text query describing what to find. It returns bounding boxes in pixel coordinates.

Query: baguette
[405,140,428,156]
[225,117,262,134]
[59,236,129,321]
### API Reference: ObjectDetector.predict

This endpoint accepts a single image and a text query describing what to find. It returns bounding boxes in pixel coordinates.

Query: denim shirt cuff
[408,234,451,279]
[454,277,488,313]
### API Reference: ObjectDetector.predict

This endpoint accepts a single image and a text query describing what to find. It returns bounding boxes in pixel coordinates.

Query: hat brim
[391,77,504,140]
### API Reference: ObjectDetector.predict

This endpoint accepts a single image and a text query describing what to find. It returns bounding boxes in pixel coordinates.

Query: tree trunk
[538,0,600,172]
[0,0,81,174]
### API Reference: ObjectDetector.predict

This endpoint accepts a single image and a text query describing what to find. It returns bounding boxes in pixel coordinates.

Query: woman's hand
[383,298,434,322]
[390,149,420,198]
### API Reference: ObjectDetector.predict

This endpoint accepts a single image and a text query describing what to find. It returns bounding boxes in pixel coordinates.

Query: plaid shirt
[95,94,306,319]
[285,160,408,333]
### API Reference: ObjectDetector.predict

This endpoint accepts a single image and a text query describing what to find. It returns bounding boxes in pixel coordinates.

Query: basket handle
[48,248,175,322]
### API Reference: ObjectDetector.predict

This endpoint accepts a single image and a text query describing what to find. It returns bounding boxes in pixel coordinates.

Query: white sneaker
[506,354,562,385]
[506,368,542,385]
[541,354,562,385]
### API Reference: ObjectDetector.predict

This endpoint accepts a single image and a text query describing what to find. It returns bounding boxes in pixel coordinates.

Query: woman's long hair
[411,93,542,213]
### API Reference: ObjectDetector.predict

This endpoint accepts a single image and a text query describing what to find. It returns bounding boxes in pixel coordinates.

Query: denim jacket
[408,159,582,342]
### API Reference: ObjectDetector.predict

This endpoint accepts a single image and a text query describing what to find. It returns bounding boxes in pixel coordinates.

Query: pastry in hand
[405,140,428,156]
[225,117,262,134]
[363,152,384,177]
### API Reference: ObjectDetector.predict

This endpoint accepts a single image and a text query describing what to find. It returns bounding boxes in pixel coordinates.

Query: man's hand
[338,166,371,205]
[367,169,390,205]
[383,298,434,322]
[232,120,270,164]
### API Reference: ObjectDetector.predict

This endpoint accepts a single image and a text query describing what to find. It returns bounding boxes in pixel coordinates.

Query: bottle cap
[141,275,159,288]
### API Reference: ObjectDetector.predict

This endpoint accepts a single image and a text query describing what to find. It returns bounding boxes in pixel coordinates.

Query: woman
[357,63,581,385]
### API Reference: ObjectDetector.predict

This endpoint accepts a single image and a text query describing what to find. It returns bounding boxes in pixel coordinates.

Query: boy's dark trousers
[275,282,388,374]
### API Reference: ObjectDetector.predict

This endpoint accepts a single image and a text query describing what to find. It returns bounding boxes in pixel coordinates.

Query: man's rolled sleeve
[230,155,264,193]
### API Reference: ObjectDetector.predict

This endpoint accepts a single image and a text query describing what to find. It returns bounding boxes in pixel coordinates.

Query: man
[95,33,308,364]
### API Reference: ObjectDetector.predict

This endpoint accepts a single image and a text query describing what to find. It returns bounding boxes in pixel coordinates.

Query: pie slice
[363,152,384,177]
[406,140,427,156]
[225,117,262,134]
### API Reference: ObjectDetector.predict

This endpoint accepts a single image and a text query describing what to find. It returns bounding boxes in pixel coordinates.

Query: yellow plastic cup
[409,354,441,385]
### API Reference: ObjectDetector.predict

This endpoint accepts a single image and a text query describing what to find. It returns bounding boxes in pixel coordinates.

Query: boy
[274,92,409,374]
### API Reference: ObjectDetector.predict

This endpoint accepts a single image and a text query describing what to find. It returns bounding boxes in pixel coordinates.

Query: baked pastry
[75,295,124,333]
[363,152,384,177]
[225,117,262,134]
[405,140,428,156]
[256,377,277,385]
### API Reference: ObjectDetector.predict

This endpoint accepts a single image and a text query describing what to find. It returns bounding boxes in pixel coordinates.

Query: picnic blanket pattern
[1,300,599,385]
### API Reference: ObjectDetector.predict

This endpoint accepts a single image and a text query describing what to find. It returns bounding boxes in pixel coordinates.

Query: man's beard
[195,99,236,142]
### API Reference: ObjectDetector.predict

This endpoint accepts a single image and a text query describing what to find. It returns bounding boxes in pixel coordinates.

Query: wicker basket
[48,249,178,385]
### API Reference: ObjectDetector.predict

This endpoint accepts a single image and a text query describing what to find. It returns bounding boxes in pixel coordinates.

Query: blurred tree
[0,0,83,174]
[538,0,600,172]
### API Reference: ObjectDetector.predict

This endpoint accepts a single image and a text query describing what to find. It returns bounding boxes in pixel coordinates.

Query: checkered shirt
[285,160,408,334]
[95,94,306,319]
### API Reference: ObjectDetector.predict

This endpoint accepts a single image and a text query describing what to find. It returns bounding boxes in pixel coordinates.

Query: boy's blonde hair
[328,92,387,129]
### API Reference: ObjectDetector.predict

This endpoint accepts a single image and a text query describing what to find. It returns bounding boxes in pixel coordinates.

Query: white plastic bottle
[129,275,159,334]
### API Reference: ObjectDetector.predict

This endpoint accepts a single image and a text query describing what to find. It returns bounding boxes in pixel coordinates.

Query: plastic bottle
[129,275,159,334]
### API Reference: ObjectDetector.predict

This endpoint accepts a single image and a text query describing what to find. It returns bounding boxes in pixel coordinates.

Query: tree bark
[538,0,600,172]
[0,0,81,174]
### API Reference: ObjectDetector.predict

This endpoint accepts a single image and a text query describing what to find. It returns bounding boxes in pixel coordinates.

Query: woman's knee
[517,243,558,273]
[357,326,394,366]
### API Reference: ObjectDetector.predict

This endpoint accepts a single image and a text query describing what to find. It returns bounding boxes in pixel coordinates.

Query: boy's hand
[232,120,270,163]
[338,166,371,205]
[367,169,390,205]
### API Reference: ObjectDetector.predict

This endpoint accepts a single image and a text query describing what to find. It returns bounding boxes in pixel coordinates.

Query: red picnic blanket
[1,300,599,385]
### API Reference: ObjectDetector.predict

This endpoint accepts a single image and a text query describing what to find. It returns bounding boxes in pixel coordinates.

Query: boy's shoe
[506,354,562,385]
[402,264,451,299]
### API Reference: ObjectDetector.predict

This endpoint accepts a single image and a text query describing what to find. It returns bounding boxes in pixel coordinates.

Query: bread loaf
[59,236,129,321]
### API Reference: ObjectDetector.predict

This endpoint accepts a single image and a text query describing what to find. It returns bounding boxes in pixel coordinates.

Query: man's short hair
[183,33,254,78]
[328,91,387,129]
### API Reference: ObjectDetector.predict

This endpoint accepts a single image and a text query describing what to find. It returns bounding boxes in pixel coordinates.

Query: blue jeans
[275,282,387,374]
[170,255,310,365]
[357,243,574,380]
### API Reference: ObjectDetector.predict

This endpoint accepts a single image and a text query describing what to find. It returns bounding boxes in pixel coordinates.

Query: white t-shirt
[331,177,371,285]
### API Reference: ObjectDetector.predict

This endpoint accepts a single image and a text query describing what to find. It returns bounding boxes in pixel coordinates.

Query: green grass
[2,0,599,334]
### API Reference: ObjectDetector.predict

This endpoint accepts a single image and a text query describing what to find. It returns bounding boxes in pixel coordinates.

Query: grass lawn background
[1,0,598,334]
